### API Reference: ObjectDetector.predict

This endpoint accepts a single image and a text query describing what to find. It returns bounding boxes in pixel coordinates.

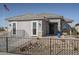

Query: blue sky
[0,3,79,27]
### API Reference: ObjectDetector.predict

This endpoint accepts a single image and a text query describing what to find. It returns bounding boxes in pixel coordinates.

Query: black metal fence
[0,37,79,55]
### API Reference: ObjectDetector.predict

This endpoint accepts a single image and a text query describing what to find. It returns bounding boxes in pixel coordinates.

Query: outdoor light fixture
[38,21,41,27]
[39,23,41,27]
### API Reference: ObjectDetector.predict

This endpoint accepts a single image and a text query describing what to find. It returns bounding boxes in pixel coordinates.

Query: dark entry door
[49,23,54,35]
[49,23,58,35]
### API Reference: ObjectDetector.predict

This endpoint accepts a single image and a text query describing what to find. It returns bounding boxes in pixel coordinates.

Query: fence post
[6,37,8,52]
[50,38,51,55]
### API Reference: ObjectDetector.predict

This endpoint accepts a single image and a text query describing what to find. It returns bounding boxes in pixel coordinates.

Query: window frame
[31,21,38,36]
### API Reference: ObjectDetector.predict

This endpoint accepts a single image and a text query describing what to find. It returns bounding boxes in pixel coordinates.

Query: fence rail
[0,37,79,55]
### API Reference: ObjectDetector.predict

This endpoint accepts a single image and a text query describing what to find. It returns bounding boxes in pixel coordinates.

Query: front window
[13,23,16,34]
[33,22,36,35]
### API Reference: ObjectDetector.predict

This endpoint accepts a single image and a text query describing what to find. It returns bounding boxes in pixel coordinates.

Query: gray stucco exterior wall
[8,20,43,37]
[42,20,49,36]
[17,21,31,37]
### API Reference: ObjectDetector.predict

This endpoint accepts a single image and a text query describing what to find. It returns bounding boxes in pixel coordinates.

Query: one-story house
[6,13,73,37]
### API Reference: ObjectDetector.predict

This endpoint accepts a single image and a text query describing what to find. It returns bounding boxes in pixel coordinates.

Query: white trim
[31,21,38,36]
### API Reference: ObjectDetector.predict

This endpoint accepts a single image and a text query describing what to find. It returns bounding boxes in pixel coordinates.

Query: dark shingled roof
[6,13,63,21]
[6,13,74,23]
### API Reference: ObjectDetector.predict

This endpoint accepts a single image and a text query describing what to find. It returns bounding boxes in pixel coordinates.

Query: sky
[0,3,79,27]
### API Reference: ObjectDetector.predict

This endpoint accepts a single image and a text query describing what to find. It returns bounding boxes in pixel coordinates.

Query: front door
[49,23,58,35]
[49,23,54,35]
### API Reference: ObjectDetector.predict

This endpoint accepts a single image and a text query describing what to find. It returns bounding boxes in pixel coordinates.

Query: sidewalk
[0,52,15,55]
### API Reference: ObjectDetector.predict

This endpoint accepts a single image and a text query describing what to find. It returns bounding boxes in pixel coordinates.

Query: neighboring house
[6,13,73,37]
[75,23,79,33]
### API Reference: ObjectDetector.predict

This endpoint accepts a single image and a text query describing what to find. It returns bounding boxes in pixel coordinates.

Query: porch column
[58,21,61,32]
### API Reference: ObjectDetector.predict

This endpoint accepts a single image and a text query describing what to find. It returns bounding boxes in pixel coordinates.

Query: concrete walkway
[0,52,15,55]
